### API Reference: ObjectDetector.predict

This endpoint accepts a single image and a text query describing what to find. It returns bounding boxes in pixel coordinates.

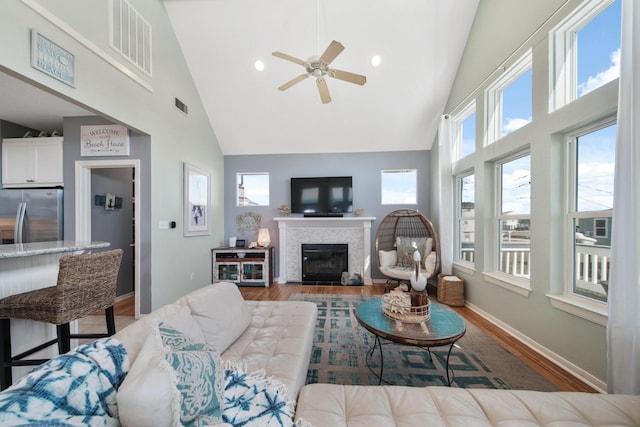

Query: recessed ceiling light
[371,55,381,67]
[255,60,265,71]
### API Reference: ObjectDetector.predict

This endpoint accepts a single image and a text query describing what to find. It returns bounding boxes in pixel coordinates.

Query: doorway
[75,159,141,318]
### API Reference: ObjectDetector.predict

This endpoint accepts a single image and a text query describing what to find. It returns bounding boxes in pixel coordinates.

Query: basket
[437,274,465,306]
[382,292,431,323]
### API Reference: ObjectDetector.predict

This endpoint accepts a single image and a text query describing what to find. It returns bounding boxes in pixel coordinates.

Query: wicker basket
[437,274,465,306]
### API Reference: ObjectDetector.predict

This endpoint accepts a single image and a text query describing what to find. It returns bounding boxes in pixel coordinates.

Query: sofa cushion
[295,383,640,427]
[183,282,252,354]
[221,300,317,399]
[0,338,128,427]
[117,322,224,427]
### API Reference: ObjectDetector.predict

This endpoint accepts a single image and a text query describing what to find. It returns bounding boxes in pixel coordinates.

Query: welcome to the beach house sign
[80,125,130,156]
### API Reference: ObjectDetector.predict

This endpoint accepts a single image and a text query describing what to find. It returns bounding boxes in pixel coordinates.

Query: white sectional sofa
[1,281,639,426]
[295,383,640,426]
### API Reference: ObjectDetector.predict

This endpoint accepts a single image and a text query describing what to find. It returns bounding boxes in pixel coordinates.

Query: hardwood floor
[114,282,598,393]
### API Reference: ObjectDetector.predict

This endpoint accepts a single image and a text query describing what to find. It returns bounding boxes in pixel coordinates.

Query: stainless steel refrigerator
[0,188,63,244]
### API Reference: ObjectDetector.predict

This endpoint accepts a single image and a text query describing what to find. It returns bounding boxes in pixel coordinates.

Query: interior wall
[224,150,432,280]
[1,1,224,311]
[91,167,134,297]
[436,0,616,386]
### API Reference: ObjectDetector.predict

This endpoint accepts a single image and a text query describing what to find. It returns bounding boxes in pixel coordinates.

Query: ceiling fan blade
[277,73,309,91]
[331,69,367,86]
[272,51,307,66]
[316,77,332,104]
[319,40,344,65]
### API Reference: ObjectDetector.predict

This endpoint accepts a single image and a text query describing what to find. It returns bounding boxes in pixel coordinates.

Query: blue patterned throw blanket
[0,338,128,427]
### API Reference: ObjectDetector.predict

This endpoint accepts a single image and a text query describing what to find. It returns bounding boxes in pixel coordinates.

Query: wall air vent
[109,0,152,76]
[175,98,189,115]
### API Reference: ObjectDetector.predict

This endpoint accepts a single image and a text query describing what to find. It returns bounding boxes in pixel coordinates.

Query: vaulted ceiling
[0,1,479,156]
[164,0,479,155]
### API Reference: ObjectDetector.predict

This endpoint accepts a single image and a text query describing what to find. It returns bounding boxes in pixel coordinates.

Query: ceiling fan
[272,40,367,104]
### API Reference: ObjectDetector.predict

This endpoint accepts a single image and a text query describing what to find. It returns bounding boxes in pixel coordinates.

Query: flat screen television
[290,176,353,215]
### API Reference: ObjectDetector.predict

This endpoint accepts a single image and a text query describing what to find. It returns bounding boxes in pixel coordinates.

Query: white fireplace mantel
[274,216,376,285]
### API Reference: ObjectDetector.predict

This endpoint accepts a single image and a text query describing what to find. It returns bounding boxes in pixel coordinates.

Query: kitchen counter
[0,240,109,259]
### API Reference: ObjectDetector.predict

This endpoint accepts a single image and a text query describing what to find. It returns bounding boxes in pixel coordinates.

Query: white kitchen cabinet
[2,137,63,187]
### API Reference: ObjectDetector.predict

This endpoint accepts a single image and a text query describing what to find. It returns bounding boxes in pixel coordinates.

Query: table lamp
[257,228,271,247]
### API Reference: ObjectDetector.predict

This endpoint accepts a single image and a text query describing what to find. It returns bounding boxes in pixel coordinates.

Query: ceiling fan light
[371,55,381,67]
[254,60,265,71]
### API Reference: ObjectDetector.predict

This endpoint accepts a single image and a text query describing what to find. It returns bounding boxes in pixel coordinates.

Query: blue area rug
[290,293,558,390]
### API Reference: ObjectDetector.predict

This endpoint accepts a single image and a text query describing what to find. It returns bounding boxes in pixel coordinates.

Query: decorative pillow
[0,338,128,427]
[223,368,296,427]
[395,236,428,267]
[424,251,438,276]
[185,282,252,354]
[379,250,397,267]
[117,323,224,427]
[114,302,205,364]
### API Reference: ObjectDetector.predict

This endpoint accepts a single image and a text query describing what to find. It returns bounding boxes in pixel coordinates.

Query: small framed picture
[236,239,246,248]
[183,162,211,237]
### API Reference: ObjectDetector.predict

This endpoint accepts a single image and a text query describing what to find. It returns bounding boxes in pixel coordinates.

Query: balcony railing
[459,244,610,300]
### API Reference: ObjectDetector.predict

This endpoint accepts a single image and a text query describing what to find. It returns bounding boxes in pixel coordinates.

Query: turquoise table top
[355,298,466,347]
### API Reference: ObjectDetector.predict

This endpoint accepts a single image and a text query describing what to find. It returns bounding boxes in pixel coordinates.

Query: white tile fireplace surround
[274,217,376,285]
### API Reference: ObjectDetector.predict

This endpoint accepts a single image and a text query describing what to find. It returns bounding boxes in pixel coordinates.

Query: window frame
[548,0,618,112]
[454,171,476,270]
[452,101,476,160]
[564,118,615,305]
[236,172,270,207]
[485,49,533,145]
[380,169,418,205]
[482,151,532,296]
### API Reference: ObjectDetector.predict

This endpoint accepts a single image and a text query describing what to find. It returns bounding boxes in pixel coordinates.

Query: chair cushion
[379,250,397,267]
[181,282,252,354]
[395,236,428,267]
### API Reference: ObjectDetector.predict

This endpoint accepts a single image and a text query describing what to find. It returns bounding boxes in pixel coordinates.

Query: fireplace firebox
[301,244,348,284]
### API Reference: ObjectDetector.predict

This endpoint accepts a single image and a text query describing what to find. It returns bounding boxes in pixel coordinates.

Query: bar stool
[0,249,123,390]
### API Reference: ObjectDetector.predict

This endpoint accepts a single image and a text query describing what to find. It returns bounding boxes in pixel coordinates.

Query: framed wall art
[183,162,211,237]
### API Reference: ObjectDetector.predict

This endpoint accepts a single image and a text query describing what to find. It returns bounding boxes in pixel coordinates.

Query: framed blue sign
[31,30,75,87]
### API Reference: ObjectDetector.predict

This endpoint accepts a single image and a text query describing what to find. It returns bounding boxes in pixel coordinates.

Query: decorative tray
[381,292,431,323]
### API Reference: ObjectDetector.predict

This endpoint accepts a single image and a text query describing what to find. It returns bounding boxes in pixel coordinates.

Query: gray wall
[63,116,152,313]
[225,150,432,280]
[2,1,224,311]
[91,167,134,296]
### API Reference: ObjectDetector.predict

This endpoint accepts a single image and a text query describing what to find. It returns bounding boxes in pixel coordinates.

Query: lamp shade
[257,228,271,247]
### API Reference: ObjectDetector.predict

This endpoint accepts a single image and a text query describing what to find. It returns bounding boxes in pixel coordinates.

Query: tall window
[567,121,616,303]
[456,173,475,264]
[549,0,621,110]
[381,169,417,204]
[485,50,532,144]
[497,154,531,278]
[237,173,269,206]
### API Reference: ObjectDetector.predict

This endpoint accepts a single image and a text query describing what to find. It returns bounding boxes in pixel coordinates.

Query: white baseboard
[465,301,607,393]
[115,292,134,303]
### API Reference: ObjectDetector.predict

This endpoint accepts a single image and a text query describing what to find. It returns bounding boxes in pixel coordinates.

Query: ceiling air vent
[175,98,189,115]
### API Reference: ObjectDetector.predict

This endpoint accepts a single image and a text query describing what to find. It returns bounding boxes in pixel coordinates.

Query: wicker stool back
[0,249,123,390]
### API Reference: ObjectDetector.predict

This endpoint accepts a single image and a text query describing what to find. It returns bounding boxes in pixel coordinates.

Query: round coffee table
[355,298,466,386]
